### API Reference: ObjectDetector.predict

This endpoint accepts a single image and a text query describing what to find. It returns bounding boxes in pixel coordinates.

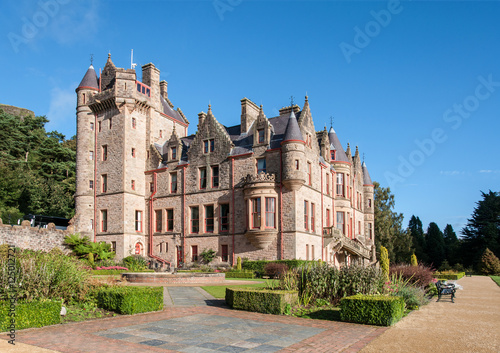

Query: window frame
[336,173,344,197]
[191,206,199,234]
[199,167,207,189]
[132,117,137,129]
[102,145,108,161]
[257,128,265,143]
[171,146,177,160]
[131,148,136,158]
[336,211,345,235]
[89,180,94,190]
[101,174,107,193]
[265,197,276,229]
[166,209,174,231]
[101,210,107,232]
[307,162,312,185]
[135,210,143,232]
[131,180,135,190]
[155,209,162,233]
[205,205,215,233]
[220,204,229,232]
[221,244,229,262]
[251,198,261,229]
[257,158,266,174]
[304,201,309,231]
[170,173,178,193]
[211,165,219,188]
[311,203,315,232]
[191,245,198,262]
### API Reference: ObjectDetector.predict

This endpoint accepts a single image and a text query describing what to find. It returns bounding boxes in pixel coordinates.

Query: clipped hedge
[434,272,465,280]
[92,269,155,275]
[97,286,163,315]
[225,271,254,279]
[226,288,298,315]
[340,295,405,326]
[0,300,61,332]
[242,260,314,276]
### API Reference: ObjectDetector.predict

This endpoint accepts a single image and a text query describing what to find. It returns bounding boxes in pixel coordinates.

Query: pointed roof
[77,65,99,91]
[283,108,303,142]
[362,161,373,185]
[328,127,349,162]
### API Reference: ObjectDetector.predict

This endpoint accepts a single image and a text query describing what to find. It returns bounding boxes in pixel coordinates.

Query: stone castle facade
[74,55,375,268]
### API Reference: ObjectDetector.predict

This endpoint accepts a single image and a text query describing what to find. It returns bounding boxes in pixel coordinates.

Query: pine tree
[380,245,389,282]
[443,224,460,265]
[409,215,427,264]
[425,222,445,269]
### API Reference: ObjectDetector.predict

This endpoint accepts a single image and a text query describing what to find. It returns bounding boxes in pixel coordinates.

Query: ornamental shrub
[340,295,404,326]
[380,246,389,282]
[242,260,314,277]
[389,264,434,288]
[225,271,254,279]
[264,263,289,278]
[122,255,148,271]
[411,254,418,267]
[480,248,500,275]
[236,256,242,271]
[0,299,61,331]
[200,249,216,264]
[225,288,298,315]
[97,286,163,315]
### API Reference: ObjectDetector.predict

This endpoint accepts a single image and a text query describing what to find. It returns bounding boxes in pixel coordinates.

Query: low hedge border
[434,272,465,280]
[242,260,316,277]
[340,294,405,326]
[226,288,298,315]
[0,300,61,332]
[225,271,255,279]
[97,286,163,315]
[92,269,155,275]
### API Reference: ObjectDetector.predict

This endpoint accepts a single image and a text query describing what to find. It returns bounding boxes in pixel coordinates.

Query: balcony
[323,226,371,259]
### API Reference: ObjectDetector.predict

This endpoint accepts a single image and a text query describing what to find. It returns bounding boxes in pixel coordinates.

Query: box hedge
[242,260,315,276]
[225,271,255,279]
[97,286,163,315]
[225,288,298,315]
[434,272,465,280]
[0,300,61,332]
[340,295,405,326]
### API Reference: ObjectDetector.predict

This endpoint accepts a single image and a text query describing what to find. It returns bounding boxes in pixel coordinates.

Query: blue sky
[1,0,499,235]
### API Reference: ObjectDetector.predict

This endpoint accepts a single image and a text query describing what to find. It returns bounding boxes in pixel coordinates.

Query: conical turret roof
[362,161,373,185]
[77,65,99,91]
[328,127,349,162]
[283,108,303,142]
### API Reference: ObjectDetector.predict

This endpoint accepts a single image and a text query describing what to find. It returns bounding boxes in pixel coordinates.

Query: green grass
[201,279,279,298]
[61,302,117,323]
[490,276,500,287]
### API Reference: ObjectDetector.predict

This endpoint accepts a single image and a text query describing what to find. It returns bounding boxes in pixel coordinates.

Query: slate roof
[362,161,373,185]
[328,127,349,163]
[161,96,186,124]
[77,65,99,90]
[283,109,304,143]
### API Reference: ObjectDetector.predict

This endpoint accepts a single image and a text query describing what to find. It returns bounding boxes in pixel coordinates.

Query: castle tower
[75,64,99,237]
[281,108,305,190]
[362,161,375,261]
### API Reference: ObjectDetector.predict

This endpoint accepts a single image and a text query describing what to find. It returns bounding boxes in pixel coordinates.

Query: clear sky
[1,0,499,235]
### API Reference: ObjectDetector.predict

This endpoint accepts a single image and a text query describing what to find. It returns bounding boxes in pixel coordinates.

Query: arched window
[135,242,143,255]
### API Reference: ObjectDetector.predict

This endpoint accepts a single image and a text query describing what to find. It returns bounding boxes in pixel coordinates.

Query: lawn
[490,276,500,287]
[201,279,279,298]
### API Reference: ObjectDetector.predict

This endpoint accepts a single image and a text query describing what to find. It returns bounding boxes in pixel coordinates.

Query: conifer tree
[380,245,389,282]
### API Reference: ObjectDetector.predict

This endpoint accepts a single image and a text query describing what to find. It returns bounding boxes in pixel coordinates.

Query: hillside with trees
[0,107,76,223]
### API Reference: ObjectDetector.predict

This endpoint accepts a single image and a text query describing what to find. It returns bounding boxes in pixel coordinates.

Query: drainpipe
[182,165,187,267]
[93,112,97,243]
[353,174,356,240]
[231,157,235,265]
[279,150,283,260]
[148,172,169,268]
[320,164,324,261]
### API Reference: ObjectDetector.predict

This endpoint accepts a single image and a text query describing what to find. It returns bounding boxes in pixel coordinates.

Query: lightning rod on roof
[131,49,137,69]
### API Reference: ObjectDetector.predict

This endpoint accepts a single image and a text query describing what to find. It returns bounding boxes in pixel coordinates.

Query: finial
[260,104,263,109]
[108,52,111,59]
[305,94,308,102]
[208,103,212,113]
[363,153,365,163]
[290,95,294,108]
[330,116,334,128]
[90,53,94,66]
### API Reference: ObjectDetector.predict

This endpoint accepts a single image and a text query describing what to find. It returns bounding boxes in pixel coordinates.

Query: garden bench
[436,281,456,303]
[465,271,472,277]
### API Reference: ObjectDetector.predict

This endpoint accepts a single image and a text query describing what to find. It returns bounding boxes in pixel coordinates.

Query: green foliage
[434,272,465,280]
[199,248,216,263]
[409,215,427,264]
[411,253,418,267]
[225,271,254,279]
[242,259,314,276]
[384,273,429,310]
[236,256,242,271]
[0,299,61,331]
[97,286,163,315]
[64,234,115,263]
[0,244,9,260]
[0,109,76,219]
[264,263,289,278]
[340,295,405,326]
[225,288,298,315]
[425,222,445,268]
[439,259,452,271]
[121,255,148,271]
[380,246,390,282]
[480,248,500,275]
[443,224,460,265]
[0,249,93,303]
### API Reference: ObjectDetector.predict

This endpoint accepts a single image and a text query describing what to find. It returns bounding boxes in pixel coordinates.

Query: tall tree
[408,215,427,264]
[461,191,500,269]
[443,224,460,265]
[373,181,411,263]
[425,222,445,268]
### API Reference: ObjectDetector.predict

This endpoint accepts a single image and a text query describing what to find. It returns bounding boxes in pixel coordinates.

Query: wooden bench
[436,280,457,303]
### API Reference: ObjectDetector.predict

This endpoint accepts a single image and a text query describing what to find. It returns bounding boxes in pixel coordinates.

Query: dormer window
[204,139,214,153]
[258,129,265,143]
[171,146,177,160]
[331,150,336,161]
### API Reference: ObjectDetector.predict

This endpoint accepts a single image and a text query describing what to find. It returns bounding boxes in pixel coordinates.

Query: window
[170,173,177,193]
[191,245,198,262]
[204,139,214,153]
[135,211,142,232]
[265,197,276,228]
[90,122,94,131]
[211,166,219,188]
[101,210,107,232]
[205,205,214,233]
[304,201,309,230]
[150,182,154,192]
[331,150,336,161]
[135,243,143,255]
[311,203,315,232]
[171,146,177,160]
[132,118,136,129]
[336,212,345,234]
[191,207,199,233]
[131,180,135,190]
[111,241,116,252]
[368,198,372,208]
[199,167,207,189]
[358,221,361,236]
[89,150,94,160]
[83,93,86,104]
[368,223,373,239]
[295,160,299,170]
[210,139,214,152]
[132,148,136,157]
[109,118,112,129]
[221,244,228,262]
[326,209,330,227]
[257,158,266,174]
[258,129,265,143]
[159,130,163,138]
[311,245,315,260]
[307,162,312,185]
[98,121,102,132]
[155,210,162,232]
[306,244,309,260]
[220,204,229,232]
[251,198,261,229]
[102,145,108,161]
[89,180,94,189]
[336,173,344,196]
[147,150,150,159]
[326,173,329,194]
[102,174,107,193]
[166,209,173,231]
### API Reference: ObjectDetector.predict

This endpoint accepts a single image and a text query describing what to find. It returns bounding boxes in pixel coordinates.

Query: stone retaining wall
[122,272,225,284]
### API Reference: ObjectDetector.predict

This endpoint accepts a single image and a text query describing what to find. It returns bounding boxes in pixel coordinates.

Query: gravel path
[360,276,500,353]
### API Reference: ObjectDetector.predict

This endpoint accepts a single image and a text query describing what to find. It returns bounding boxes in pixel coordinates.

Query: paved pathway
[164,286,220,307]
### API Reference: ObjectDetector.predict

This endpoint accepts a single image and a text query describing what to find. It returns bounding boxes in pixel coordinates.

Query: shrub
[199,249,216,264]
[264,263,289,278]
[97,286,163,315]
[480,248,500,275]
[225,271,254,279]
[236,256,242,271]
[380,246,389,282]
[225,288,298,315]
[122,255,148,271]
[434,272,465,280]
[242,260,314,276]
[410,254,418,267]
[389,264,434,288]
[340,295,404,326]
[0,300,61,331]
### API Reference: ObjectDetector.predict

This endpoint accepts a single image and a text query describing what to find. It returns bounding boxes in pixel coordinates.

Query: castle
[74,55,375,268]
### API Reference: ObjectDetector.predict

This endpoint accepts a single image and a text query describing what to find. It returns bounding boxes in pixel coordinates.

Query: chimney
[160,80,168,100]
[240,98,260,134]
